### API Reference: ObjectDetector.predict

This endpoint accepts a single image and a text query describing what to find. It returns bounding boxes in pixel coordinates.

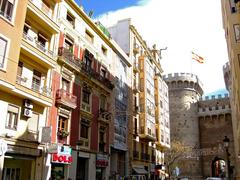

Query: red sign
[96,159,108,167]
[52,153,73,164]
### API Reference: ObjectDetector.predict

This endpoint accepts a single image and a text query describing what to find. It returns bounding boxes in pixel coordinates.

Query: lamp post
[76,143,81,180]
[223,136,230,180]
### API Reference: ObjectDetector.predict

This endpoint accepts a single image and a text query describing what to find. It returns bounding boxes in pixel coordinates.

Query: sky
[75,0,229,95]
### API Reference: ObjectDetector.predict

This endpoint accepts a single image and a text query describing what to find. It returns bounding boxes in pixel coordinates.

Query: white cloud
[96,0,228,94]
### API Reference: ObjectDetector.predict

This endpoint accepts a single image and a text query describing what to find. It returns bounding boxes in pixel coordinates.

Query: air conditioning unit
[23,108,32,118]
[24,99,33,109]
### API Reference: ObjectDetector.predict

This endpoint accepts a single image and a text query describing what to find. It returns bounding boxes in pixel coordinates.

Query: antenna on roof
[88,10,94,18]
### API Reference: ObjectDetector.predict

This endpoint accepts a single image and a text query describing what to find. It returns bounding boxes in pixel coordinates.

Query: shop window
[28,112,39,133]
[5,104,19,130]
[32,70,41,92]
[2,167,20,180]
[0,36,7,69]
[58,116,68,131]
[0,0,15,21]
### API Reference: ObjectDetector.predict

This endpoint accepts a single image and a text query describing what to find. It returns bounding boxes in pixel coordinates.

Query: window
[62,78,70,92]
[2,168,20,180]
[0,37,7,68]
[100,94,106,111]
[37,33,47,49]
[58,116,68,131]
[66,11,75,27]
[80,122,89,139]
[99,127,105,152]
[0,0,15,21]
[82,89,91,104]
[101,45,107,55]
[64,36,74,52]
[234,24,240,42]
[100,67,107,78]
[85,30,94,43]
[5,104,19,130]
[32,70,41,92]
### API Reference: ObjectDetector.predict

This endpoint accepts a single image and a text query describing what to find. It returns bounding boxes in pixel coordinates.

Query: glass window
[58,116,68,131]
[0,37,7,68]
[0,0,14,21]
[32,70,41,92]
[82,89,90,104]
[85,30,94,43]
[5,104,19,130]
[100,94,106,111]
[80,123,89,139]
[66,11,75,27]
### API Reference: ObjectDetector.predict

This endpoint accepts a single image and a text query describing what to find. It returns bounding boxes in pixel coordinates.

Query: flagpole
[190,51,193,74]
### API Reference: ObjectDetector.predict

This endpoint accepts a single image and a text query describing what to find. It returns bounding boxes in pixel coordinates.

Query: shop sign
[96,154,109,167]
[52,153,73,164]
[0,139,7,156]
[51,145,72,164]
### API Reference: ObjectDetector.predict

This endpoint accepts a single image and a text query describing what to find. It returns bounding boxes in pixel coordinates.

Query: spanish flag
[191,51,205,64]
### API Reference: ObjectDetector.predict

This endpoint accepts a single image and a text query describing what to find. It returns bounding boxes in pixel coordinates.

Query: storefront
[2,143,42,180]
[50,144,72,180]
[96,153,109,180]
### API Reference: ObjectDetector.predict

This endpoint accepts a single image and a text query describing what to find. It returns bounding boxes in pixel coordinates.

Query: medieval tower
[163,73,203,179]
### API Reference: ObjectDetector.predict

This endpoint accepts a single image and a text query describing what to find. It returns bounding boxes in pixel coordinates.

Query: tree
[164,140,191,179]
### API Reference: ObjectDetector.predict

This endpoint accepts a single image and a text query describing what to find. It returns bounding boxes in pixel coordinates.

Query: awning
[132,166,148,174]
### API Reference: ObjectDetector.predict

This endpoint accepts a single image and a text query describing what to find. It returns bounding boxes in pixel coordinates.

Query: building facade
[221,0,240,178]
[0,0,60,179]
[108,19,170,179]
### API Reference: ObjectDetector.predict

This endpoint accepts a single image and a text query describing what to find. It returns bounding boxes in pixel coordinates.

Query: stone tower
[163,73,203,179]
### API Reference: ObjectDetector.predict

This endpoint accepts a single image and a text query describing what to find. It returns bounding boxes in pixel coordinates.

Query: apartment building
[221,0,240,178]
[0,0,60,179]
[108,19,170,179]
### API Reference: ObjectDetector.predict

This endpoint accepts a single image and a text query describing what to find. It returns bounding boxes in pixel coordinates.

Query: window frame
[0,0,17,24]
[0,35,8,70]
[5,104,19,130]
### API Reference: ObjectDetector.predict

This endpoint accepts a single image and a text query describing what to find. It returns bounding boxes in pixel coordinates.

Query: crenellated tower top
[163,72,204,96]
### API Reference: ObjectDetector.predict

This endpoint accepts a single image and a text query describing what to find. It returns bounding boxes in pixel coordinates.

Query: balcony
[58,47,81,72]
[139,126,156,141]
[22,32,56,67]
[77,137,89,148]
[28,0,59,32]
[133,150,139,160]
[56,89,77,109]
[16,75,52,97]
[81,64,114,90]
[98,108,111,124]
[133,43,140,54]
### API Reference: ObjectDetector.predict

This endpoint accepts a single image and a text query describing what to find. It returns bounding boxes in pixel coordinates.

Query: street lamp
[223,136,230,180]
[76,142,81,180]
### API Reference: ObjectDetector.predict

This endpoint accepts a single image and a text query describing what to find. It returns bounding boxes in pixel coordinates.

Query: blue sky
[74,0,142,17]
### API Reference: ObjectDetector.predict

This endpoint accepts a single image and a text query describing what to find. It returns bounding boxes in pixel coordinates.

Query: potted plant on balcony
[57,129,69,138]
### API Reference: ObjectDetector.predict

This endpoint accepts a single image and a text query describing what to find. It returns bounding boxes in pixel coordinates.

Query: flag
[191,51,205,64]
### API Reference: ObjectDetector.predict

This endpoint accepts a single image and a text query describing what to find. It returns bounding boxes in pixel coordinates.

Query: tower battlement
[163,72,203,96]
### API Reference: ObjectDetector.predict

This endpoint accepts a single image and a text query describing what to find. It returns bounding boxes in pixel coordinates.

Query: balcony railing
[98,108,111,123]
[30,0,53,19]
[58,47,81,71]
[81,63,114,90]
[22,32,55,59]
[16,75,52,97]
[56,89,77,109]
